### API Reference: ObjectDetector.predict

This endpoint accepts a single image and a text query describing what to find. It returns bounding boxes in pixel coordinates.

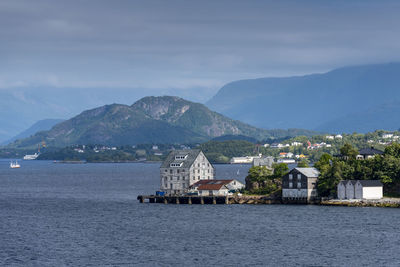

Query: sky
[1,0,400,103]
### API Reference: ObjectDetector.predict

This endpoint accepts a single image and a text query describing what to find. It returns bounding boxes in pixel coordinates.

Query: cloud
[0,0,399,98]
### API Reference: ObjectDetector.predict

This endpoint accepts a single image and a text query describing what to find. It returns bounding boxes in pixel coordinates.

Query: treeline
[200,140,255,163]
[315,143,400,197]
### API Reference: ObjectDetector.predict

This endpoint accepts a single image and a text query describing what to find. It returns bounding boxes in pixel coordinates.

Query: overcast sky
[1,0,400,102]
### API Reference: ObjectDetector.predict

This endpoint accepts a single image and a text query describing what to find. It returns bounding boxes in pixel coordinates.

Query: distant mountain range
[206,62,400,133]
[8,96,317,148]
[1,119,64,146]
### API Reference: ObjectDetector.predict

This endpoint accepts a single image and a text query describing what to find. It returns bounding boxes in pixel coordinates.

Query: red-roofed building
[189,179,244,196]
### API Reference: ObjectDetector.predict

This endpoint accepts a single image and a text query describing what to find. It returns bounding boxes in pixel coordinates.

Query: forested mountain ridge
[8,96,318,148]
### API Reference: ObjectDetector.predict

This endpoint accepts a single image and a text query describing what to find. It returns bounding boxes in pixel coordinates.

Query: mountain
[0,86,216,144]
[9,96,318,148]
[1,119,65,146]
[206,63,400,133]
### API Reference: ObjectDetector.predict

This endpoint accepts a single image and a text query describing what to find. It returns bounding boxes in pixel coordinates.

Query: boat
[23,153,39,160]
[10,161,21,169]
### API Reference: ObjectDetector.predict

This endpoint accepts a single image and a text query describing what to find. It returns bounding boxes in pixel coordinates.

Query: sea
[1,159,400,266]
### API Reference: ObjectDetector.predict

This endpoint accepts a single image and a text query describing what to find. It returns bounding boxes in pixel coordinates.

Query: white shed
[337,181,347,200]
[345,180,357,199]
[355,180,383,199]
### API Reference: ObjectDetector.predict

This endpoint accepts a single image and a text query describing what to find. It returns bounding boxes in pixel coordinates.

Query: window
[234,181,236,185]
[182,176,185,180]
[182,170,185,172]
[208,169,210,173]
[177,177,179,180]
[165,170,168,172]
[289,182,293,188]
[208,176,210,179]
[175,155,188,160]
[193,169,195,174]
[170,162,183,167]
[207,163,210,167]
[170,170,173,174]
[177,169,180,174]
[289,174,293,180]
[198,163,200,167]
[198,176,200,180]
[297,174,301,179]
[297,182,301,189]
[170,183,173,189]
[198,170,200,173]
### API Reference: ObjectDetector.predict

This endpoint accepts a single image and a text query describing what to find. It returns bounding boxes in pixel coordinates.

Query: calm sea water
[1,159,400,266]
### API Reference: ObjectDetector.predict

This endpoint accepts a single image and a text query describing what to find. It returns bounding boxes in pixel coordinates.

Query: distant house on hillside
[291,141,303,146]
[338,180,383,199]
[282,167,319,201]
[357,147,384,160]
[189,179,244,196]
[270,143,284,149]
[382,133,394,139]
[160,150,214,195]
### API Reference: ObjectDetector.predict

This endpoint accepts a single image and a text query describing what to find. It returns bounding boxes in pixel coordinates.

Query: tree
[271,163,289,179]
[384,143,400,158]
[246,166,273,183]
[340,143,359,160]
[297,159,309,168]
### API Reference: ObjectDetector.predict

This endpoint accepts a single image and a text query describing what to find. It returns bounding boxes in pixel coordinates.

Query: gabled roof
[190,179,233,190]
[357,180,383,187]
[345,180,357,185]
[359,147,384,156]
[161,149,201,168]
[292,167,320,178]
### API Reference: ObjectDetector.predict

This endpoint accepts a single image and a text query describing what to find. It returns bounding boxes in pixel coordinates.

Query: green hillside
[9,96,318,148]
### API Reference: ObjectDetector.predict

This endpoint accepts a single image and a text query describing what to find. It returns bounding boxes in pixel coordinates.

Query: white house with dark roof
[282,167,319,201]
[160,150,214,195]
[357,147,384,160]
[337,180,383,199]
[189,179,244,196]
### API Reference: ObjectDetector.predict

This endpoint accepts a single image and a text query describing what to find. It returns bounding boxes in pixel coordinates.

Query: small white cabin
[345,180,357,199]
[355,180,383,199]
[337,181,347,200]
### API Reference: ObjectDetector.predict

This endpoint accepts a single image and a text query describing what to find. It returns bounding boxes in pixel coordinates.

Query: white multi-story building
[160,150,214,195]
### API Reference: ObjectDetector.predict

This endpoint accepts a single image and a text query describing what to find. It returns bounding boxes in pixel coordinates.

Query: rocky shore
[320,198,400,208]
[229,195,281,204]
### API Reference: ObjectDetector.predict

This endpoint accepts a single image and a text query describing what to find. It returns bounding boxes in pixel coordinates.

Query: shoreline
[138,194,400,208]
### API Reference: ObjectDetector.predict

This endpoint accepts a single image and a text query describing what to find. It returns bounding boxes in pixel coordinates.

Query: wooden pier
[137,195,282,205]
